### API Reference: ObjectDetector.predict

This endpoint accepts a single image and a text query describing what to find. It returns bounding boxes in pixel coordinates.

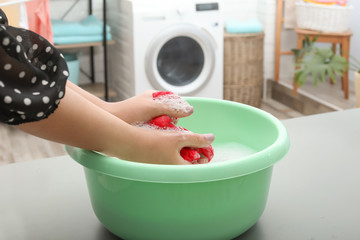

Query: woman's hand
[104,126,215,165]
[18,85,213,165]
[104,90,194,124]
[67,83,193,124]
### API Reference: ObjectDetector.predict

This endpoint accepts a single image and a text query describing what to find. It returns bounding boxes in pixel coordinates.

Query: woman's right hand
[104,126,215,165]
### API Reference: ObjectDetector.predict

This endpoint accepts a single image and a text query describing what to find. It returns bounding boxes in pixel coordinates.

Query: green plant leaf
[294,47,348,87]
[292,35,317,61]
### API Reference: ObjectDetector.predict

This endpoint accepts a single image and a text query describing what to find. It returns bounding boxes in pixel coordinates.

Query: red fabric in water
[151,92,214,163]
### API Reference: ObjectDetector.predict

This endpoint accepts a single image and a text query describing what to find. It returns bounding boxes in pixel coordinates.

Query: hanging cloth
[25,0,53,43]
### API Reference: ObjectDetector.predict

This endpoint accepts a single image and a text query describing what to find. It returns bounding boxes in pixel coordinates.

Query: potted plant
[292,36,348,87]
[292,36,360,107]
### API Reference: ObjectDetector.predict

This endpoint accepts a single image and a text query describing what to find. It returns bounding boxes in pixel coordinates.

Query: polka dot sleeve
[0,9,68,125]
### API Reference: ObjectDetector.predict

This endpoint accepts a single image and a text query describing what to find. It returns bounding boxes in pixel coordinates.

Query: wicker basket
[296,2,353,32]
[223,32,264,107]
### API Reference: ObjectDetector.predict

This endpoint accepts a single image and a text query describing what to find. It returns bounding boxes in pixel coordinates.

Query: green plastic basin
[67,97,290,240]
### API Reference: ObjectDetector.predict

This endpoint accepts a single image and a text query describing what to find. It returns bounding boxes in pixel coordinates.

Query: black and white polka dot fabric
[0,9,68,125]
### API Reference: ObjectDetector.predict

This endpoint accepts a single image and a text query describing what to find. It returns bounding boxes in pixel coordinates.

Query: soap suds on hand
[153,92,192,113]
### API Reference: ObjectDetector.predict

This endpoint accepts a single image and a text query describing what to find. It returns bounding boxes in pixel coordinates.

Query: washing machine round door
[145,23,216,95]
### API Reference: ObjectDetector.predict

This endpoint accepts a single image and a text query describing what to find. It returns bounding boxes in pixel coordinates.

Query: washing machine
[108,0,223,100]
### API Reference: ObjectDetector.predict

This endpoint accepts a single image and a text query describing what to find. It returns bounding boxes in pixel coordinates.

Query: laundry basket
[296,2,353,32]
[223,32,264,107]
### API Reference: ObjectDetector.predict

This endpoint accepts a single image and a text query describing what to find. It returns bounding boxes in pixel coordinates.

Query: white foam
[210,142,256,163]
[132,122,190,133]
[154,94,192,113]
[132,122,160,130]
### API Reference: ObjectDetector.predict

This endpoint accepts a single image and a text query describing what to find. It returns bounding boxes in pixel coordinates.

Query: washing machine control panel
[195,3,219,11]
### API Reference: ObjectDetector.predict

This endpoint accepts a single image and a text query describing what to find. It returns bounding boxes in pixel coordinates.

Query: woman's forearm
[16,85,214,164]
[17,85,140,160]
[66,81,154,123]
[66,81,109,110]
[67,82,193,124]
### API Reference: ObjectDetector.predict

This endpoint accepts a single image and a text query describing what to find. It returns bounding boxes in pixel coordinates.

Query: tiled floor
[0,124,67,166]
[279,76,357,110]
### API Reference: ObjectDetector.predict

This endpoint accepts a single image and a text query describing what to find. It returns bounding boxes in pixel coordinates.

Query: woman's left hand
[104,90,194,124]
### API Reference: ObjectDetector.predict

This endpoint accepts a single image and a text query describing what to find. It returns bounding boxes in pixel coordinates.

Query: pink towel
[26,0,53,43]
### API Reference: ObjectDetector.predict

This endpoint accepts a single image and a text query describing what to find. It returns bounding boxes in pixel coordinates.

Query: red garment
[151,92,214,164]
[25,0,53,43]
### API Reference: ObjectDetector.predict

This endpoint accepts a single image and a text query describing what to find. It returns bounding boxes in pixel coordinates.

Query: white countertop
[1,108,360,240]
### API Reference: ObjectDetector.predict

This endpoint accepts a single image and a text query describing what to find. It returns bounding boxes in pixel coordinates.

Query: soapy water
[210,142,257,163]
[133,122,256,163]
[141,92,256,163]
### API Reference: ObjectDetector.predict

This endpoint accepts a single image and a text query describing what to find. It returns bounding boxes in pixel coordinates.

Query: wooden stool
[294,27,353,99]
